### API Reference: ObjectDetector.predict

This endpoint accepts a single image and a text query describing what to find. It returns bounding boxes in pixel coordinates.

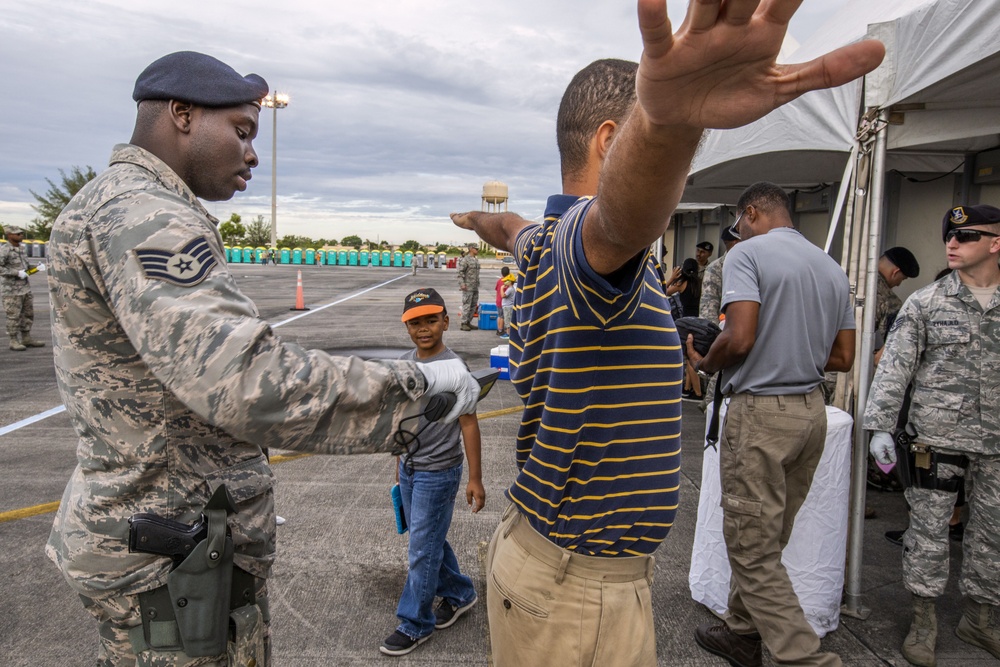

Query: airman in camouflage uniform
[0,225,46,351]
[457,243,480,330]
[865,205,1000,666]
[874,246,919,349]
[698,228,738,408]
[46,51,479,667]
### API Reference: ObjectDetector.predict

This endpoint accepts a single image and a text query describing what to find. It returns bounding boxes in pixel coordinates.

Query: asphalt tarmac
[0,262,992,666]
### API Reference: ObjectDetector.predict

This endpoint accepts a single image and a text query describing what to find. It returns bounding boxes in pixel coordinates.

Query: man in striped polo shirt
[451,2,883,664]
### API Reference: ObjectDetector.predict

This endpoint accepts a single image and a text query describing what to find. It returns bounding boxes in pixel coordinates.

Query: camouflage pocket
[228,604,265,667]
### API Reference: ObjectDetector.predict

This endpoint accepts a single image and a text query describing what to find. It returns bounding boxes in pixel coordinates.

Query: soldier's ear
[168,101,195,133]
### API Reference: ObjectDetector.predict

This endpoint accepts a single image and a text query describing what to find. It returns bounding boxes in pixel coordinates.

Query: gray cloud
[0,0,846,244]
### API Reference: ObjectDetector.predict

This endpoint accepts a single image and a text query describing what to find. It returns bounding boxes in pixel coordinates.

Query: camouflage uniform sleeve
[863,295,925,432]
[699,259,722,320]
[0,244,16,277]
[92,193,425,454]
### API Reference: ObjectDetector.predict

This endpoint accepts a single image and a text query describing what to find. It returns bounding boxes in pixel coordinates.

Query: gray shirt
[720,227,854,395]
[401,347,465,470]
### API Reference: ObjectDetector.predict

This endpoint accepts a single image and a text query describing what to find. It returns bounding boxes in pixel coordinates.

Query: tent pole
[843,109,889,619]
[824,143,859,255]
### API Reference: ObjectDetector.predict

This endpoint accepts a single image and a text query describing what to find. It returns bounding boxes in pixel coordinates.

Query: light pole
[262,91,289,248]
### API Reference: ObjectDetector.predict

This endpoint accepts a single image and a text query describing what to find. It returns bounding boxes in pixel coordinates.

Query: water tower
[482,180,509,212]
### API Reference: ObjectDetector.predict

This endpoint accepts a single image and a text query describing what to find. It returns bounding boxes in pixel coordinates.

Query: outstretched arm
[450,211,534,254]
[584,0,885,275]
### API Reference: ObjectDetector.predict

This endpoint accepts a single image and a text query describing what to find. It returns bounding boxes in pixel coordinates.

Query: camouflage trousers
[902,454,1000,604]
[461,288,478,326]
[3,291,33,339]
[79,580,270,667]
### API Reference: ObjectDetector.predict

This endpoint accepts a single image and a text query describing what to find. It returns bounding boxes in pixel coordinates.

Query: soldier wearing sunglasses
[865,204,1000,665]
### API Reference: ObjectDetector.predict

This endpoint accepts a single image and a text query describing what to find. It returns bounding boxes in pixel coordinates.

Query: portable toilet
[392,251,403,267]
[280,248,290,264]
[224,246,232,262]
[255,247,265,263]
[337,250,347,265]
[304,248,315,265]
[415,251,424,268]
[292,248,303,265]
[349,250,358,266]
[437,252,447,269]
[370,250,380,266]
[230,246,241,263]
[381,250,391,266]
[242,247,254,263]
[359,250,369,266]
[402,251,412,267]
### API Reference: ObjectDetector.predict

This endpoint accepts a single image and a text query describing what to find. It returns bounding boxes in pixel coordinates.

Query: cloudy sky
[1,0,849,246]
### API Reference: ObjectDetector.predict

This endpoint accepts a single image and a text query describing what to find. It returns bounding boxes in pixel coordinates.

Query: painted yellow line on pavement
[0,501,61,524]
[1,405,522,525]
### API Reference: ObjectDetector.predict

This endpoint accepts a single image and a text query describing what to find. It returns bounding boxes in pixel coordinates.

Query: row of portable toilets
[224,247,455,268]
[0,240,454,269]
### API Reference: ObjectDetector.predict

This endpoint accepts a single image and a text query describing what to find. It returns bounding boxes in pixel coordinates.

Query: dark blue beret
[696,241,714,252]
[720,226,738,243]
[882,246,919,278]
[941,204,1000,241]
[133,51,269,107]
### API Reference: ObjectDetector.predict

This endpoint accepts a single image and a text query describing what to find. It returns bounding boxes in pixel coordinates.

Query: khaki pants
[486,504,656,667]
[721,389,841,666]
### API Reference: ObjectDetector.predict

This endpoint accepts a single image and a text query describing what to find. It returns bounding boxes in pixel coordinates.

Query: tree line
[2,166,474,256]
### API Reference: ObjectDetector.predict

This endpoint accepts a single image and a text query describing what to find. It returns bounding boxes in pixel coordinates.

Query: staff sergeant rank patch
[135,236,218,287]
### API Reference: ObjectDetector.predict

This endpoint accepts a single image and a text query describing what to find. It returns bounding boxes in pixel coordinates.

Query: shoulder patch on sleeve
[134,236,218,287]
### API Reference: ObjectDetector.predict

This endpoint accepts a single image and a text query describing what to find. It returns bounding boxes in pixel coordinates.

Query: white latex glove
[417,359,479,423]
[17,270,27,279]
[869,431,896,465]
[36,262,46,272]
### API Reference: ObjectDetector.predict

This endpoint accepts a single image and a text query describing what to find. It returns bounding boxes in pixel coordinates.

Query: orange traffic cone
[290,270,310,311]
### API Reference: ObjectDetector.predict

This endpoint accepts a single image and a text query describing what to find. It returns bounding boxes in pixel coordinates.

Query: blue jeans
[396,461,476,639]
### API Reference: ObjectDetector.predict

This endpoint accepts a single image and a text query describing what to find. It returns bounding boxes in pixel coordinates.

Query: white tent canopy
[681,0,1000,205]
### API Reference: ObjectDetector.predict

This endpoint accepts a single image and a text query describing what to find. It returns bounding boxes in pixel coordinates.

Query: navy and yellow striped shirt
[507,194,683,557]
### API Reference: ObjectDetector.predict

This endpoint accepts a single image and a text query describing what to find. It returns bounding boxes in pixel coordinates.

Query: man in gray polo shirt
[685,181,856,667]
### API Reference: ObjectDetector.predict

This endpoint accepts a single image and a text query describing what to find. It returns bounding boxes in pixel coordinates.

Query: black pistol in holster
[894,423,968,492]
[893,422,917,489]
[127,484,243,659]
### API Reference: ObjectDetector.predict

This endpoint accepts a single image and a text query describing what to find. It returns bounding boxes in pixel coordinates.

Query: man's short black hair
[557,59,638,183]
[737,181,791,215]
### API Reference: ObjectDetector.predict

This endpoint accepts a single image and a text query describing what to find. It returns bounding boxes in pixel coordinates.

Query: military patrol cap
[402,288,446,322]
[696,241,714,253]
[882,246,920,278]
[4,225,25,235]
[941,204,1000,241]
[466,242,479,249]
[133,51,269,107]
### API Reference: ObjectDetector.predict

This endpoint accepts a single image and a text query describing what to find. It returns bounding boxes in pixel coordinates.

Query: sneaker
[379,630,429,656]
[275,515,286,526]
[694,623,762,667]
[885,529,905,547]
[500,333,509,340]
[434,596,477,629]
[681,390,703,403]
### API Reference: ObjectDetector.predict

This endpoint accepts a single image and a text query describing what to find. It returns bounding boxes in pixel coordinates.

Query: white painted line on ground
[0,273,411,436]
[0,405,68,437]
